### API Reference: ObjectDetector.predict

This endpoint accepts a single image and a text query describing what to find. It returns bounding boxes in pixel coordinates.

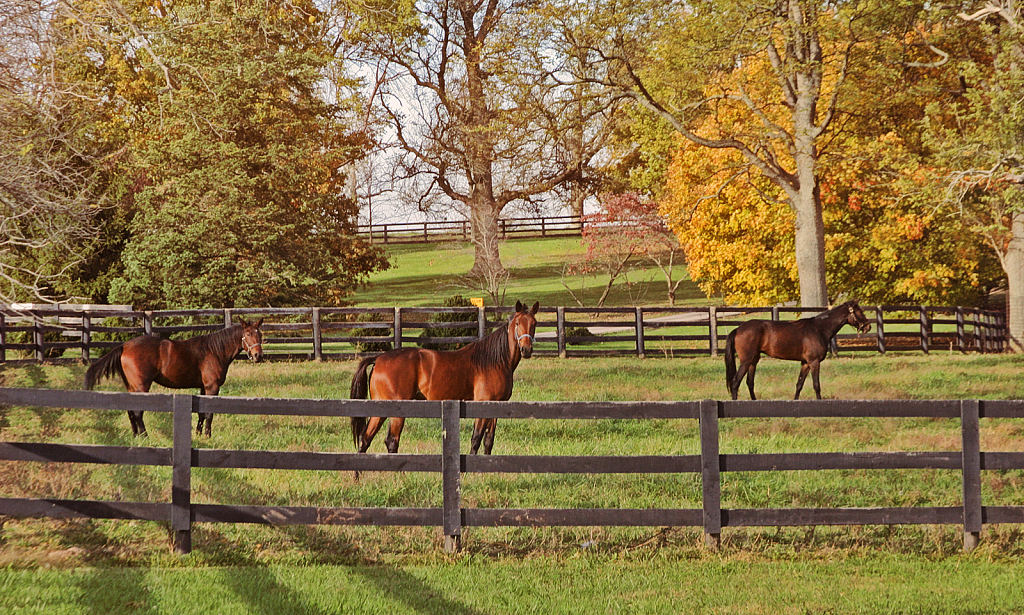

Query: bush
[351,312,393,353]
[418,295,478,351]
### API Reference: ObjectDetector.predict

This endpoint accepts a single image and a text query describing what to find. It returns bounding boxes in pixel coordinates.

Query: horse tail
[724,329,738,393]
[83,345,126,390]
[350,355,377,450]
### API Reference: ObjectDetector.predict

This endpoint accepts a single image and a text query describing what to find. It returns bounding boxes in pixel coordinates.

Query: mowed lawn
[351,237,710,308]
[3,353,1024,614]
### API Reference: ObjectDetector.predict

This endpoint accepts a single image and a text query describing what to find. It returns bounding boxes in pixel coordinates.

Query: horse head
[846,302,871,334]
[511,300,539,359]
[238,317,265,363]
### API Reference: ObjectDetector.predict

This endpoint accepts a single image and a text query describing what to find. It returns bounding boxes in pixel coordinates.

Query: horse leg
[358,416,387,453]
[810,360,822,399]
[126,383,150,437]
[745,363,758,400]
[482,418,498,455]
[384,417,405,454]
[729,364,748,400]
[127,411,146,437]
[794,362,811,400]
[470,418,488,454]
[197,384,219,437]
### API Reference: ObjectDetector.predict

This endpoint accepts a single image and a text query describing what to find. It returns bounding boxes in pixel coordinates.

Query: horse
[350,300,539,457]
[83,318,265,436]
[724,301,870,400]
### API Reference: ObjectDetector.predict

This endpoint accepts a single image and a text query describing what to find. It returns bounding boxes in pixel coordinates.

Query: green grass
[354,237,710,308]
[4,355,1024,613]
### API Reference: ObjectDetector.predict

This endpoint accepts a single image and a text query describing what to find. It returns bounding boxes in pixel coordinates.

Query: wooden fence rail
[1,387,1022,554]
[0,305,1007,364]
[357,215,584,244]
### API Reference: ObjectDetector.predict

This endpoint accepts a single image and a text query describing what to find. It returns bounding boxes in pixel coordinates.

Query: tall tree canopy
[60,0,387,309]
[922,1,1024,349]
[0,0,116,304]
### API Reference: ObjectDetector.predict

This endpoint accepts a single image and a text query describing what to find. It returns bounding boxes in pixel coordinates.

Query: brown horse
[725,301,870,400]
[83,318,265,436]
[350,300,539,456]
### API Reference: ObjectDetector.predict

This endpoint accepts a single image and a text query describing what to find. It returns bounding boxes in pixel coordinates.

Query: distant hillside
[351,236,711,308]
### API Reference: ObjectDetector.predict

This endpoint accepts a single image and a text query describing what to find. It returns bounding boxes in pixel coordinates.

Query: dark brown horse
[83,318,265,436]
[725,301,870,400]
[350,300,539,456]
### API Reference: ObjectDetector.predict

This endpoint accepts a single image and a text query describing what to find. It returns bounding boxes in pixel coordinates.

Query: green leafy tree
[922,2,1024,349]
[99,0,386,309]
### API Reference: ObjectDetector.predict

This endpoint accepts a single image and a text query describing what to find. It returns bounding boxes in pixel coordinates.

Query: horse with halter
[724,301,870,400]
[350,300,539,456]
[83,318,265,436]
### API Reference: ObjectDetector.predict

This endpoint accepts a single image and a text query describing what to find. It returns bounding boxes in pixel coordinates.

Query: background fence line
[357,215,584,244]
[0,304,1006,364]
[1,387,1022,554]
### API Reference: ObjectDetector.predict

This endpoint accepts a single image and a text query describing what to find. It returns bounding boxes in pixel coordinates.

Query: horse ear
[515,300,524,312]
[237,317,249,327]
[530,301,539,315]
[255,318,264,328]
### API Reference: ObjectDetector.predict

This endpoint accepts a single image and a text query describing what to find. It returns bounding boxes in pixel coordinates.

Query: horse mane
[468,322,512,371]
[191,324,243,358]
[816,301,853,320]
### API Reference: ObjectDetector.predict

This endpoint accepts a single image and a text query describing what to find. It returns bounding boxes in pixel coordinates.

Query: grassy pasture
[352,237,710,308]
[2,240,1023,613]
[2,354,1024,613]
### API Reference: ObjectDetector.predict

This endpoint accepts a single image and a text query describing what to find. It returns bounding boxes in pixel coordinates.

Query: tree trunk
[468,201,505,279]
[1001,213,1024,352]
[791,182,829,308]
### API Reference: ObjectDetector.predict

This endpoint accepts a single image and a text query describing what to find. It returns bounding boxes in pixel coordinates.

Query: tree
[0,0,114,304]
[352,0,603,282]
[552,0,901,307]
[663,118,1000,306]
[922,1,1024,349]
[86,0,388,309]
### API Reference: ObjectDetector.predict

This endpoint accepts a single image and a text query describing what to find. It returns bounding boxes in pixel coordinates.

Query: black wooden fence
[357,215,584,244]
[0,304,1007,364]
[1,387,1022,554]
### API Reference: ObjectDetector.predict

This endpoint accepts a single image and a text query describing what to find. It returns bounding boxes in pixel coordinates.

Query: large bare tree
[349,0,607,282]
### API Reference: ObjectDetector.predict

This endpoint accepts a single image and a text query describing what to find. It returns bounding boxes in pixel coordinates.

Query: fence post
[709,307,718,357]
[998,311,1007,352]
[919,306,929,354]
[960,399,982,552]
[635,307,645,359]
[144,311,153,336]
[33,315,44,362]
[557,307,566,359]
[0,313,5,363]
[700,399,722,550]
[393,307,403,350]
[312,308,322,361]
[172,394,194,555]
[477,306,486,340]
[771,306,780,321]
[955,307,965,353]
[442,399,462,553]
[875,306,885,354]
[223,309,232,329]
[82,313,91,361]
